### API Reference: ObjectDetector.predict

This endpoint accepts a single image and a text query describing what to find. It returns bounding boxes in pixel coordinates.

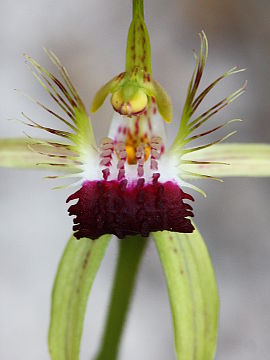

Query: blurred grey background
[0,0,270,359]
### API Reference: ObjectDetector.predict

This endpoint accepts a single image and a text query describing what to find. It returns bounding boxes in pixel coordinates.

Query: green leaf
[153,225,219,360]
[0,138,76,170]
[183,143,270,177]
[49,234,111,360]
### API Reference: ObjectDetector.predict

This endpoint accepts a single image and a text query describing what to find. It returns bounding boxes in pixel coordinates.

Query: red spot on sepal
[67,179,194,240]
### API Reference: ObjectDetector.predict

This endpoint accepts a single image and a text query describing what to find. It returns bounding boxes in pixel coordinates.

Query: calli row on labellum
[23,24,244,241]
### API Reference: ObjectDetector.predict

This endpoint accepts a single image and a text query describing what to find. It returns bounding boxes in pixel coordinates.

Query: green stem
[133,0,144,18]
[95,235,148,360]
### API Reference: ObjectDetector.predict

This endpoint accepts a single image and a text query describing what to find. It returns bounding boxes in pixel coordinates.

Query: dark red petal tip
[67,180,194,240]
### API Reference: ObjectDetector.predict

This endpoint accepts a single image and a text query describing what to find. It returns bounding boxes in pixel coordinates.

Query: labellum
[67,100,194,239]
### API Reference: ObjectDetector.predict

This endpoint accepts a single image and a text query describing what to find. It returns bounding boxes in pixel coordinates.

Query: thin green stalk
[95,235,148,360]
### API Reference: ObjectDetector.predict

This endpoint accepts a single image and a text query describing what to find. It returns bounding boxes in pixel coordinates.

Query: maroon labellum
[67,179,194,240]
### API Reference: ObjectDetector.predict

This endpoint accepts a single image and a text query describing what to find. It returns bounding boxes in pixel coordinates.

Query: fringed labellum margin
[67,179,194,240]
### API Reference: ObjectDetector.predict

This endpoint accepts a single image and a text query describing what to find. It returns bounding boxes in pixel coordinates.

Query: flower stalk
[95,236,148,360]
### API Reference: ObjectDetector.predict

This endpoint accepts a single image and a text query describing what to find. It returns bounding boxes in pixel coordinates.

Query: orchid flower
[1,0,270,359]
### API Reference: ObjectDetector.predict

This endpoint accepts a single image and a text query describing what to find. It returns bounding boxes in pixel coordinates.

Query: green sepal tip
[90,0,173,123]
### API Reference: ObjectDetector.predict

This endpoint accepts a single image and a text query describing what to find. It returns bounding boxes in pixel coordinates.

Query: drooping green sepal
[153,225,219,360]
[48,234,111,360]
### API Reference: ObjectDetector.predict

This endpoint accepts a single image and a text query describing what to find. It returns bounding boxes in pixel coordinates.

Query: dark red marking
[67,180,194,240]
[116,72,125,80]
[152,173,160,184]
[147,117,152,131]
[135,117,140,135]
[102,168,110,181]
